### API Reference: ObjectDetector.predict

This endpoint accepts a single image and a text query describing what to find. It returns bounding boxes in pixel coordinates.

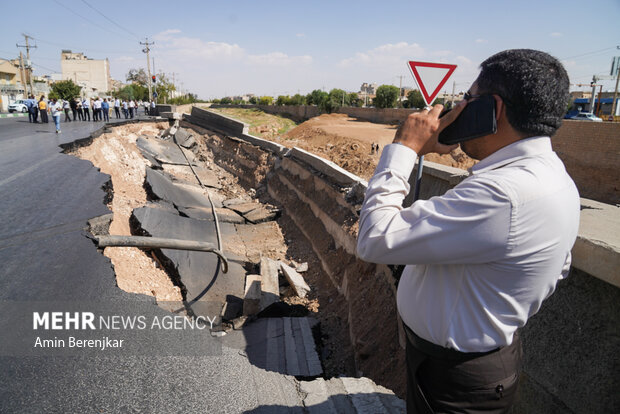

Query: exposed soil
[72,122,184,304]
[214,108,476,180]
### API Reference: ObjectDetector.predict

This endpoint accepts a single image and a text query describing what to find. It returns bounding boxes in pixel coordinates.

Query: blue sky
[1,0,619,99]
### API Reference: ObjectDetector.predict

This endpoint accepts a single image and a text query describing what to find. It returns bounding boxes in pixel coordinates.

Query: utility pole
[590,75,598,114]
[397,75,404,107]
[17,34,37,97]
[17,52,28,99]
[451,81,456,107]
[152,57,157,104]
[140,38,154,102]
[611,54,620,120]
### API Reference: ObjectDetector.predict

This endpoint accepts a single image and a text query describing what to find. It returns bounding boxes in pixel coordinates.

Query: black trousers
[404,324,522,414]
[83,108,90,121]
[115,107,121,118]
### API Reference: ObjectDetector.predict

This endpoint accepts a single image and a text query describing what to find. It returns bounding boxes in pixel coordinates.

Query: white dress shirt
[357,137,580,352]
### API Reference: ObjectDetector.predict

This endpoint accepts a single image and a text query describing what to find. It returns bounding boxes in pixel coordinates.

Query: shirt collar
[470,136,552,174]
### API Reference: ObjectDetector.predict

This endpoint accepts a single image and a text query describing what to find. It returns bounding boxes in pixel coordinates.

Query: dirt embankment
[213,109,476,180]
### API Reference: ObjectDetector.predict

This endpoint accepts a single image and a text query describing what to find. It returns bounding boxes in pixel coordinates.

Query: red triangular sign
[407,61,457,107]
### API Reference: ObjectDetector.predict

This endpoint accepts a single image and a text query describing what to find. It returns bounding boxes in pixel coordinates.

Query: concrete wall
[552,120,620,205]
[210,104,415,124]
[184,106,619,411]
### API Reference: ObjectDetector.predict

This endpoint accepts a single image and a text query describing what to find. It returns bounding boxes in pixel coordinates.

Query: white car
[8,100,28,113]
[569,112,603,122]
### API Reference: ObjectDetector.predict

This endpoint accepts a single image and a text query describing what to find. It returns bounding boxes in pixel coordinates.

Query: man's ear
[493,94,504,122]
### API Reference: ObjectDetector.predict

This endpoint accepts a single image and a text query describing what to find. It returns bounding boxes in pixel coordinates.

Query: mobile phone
[438,95,497,145]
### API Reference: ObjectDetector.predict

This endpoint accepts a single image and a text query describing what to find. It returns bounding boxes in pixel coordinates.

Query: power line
[80,0,140,40]
[51,0,130,40]
[560,46,618,61]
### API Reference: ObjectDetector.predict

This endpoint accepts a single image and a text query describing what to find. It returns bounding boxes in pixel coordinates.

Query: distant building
[60,50,111,98]
[0,58,25,112]
[360,82,377,95]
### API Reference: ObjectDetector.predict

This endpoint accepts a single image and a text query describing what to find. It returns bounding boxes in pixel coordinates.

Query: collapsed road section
[65,116,406,410]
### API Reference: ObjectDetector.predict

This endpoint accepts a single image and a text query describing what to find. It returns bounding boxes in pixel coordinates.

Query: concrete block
[227,202,259,215]
[260,257,280,310]
[280,262,311,298]
[240,133,288,156]
[288,147,365,187]
[296,262,308,273]
[243,274,262,316]
[190,106,249,136]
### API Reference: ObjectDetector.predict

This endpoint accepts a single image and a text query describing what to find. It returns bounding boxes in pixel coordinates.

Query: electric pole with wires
[16,34,37,97]
[140,38,154,102]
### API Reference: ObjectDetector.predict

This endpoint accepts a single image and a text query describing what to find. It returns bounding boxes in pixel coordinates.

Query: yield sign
[407,61,457,107]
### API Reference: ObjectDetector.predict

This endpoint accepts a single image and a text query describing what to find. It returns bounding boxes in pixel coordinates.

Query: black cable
[80,0,140,40]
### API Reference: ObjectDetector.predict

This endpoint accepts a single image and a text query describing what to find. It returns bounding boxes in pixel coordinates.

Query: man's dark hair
[476,49,569,137]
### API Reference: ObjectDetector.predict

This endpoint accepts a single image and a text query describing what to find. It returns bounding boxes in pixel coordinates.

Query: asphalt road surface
[0,116,293,413]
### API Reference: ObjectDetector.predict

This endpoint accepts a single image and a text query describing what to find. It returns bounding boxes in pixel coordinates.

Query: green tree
[374,85,399,108]
[348,92,363,107]
[51,80,82,101]
[126,68,148,86]
[113,84,149,101]
[249,96,258,104]
[220,97,232,104]
[306,89,328,107]
[258,96,273,105]
[404,89,426,109]
[276,95,291,106]
[289,93,306,106]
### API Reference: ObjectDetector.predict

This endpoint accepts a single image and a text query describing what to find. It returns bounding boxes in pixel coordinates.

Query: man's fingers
[438,100,467,131]
[428,104,444,118]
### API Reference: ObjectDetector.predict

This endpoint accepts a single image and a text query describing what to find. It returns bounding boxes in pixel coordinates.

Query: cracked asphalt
[0,116,282,413]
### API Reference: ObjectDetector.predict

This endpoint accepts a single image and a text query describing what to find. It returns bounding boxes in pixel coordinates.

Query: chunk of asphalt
[280,262,311,298]
[131,206,246,317]
[137,135,197,165]
[145,168,212,209]
[244,205,280,224]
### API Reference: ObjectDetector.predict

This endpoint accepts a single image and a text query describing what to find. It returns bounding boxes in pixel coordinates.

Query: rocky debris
[244,274,262,316]
[296,262,308,273]
[174,127,195,148]
[280,262,311,298]
[260,257,281,310]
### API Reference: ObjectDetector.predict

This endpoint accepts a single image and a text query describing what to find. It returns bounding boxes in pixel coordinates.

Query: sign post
[406,60,457,201]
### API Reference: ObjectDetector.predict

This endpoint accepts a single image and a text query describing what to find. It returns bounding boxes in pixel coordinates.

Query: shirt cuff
[376,143,418,178]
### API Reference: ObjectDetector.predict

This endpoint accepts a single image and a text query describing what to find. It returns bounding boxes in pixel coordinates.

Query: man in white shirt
[357,49,580,413]
[114,98,121,119]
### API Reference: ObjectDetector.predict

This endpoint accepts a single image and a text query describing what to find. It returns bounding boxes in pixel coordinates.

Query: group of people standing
[25,95,157,133]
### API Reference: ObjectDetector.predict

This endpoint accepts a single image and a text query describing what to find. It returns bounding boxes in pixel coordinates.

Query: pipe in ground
[96,235,229,273]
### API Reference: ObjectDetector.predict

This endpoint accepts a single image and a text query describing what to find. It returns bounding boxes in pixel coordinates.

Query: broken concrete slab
[145,168,212,209]
[260,257,280,310]
[223,198,251,208]
[244,275,262,316]
[161,164,221,189]
[296,262,308,273]
[174,128,195,148]
[178,206,245,224]
[131,206,246,314]
[244,205,280,224]
[280,262,311,298]
[137,135,197,165]
[227,202,260,215]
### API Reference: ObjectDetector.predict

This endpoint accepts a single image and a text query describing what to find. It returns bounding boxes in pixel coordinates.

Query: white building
[60,50,111,98]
